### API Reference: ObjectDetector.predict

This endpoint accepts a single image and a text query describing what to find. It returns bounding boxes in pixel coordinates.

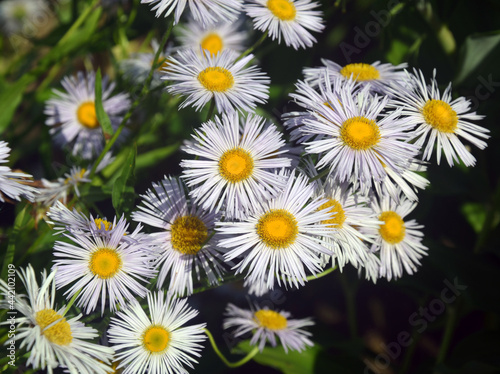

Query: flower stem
[236,31,268,62]
[305,266,337,281]
[206,98,216,122]
[89,19,174,179]
[309,167,330,183]
[204,328,259,368]
[62,288,82,317]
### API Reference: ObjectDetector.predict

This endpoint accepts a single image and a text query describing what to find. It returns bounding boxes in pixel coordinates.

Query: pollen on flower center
[77,102,99,129]
[35,309,73,346]
[378,211,406,244]
[64,168,87,184]
[198,67,234,92]
[267,0,297,21]
[89,248,122,279]
[218,148,254,183]
[422,99,458,133]
[143,325,170,353]
[171,215,208,255]
[254,309,288,330]
[340,116,381,150]
[94,218,113,231]
[257,209,298,249]
[201,33,224,56]
[319,199,346,228]
[340,63,380,81]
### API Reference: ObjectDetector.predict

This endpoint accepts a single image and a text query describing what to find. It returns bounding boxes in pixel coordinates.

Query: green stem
[436,305,457,364]
[309,167,330,183]
[206,98,216,122]
[236,31,268,62]
[60,0,100,46]
[399,328,420,374]
[474,177,500,254]
[204,328,259,368]
[62,289,82,317]
[306,266,337,281]
[89,19,174,179]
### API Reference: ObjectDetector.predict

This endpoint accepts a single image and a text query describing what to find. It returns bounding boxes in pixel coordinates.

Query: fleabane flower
[107,291,206,374]
[45,71,130,159]
[0,265,114,374]
[217,172,334,291]
[176,16,246,57]
[141,0,243,26]
[223,303,314,352]
[131,176,225,296]
[163,48,270,114]
[120,39,173,88]
[388,69,489,167]
[304,60,408,95]
[181,112,291,219]
[299,76,419,189]
[245,0,324,50]
[304,161,381,270]
[0,141,37,202]
[52,216,156,314]
[362,193,428,281]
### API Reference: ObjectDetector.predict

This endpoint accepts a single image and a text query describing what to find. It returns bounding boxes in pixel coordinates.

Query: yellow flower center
[422,99,458,133]
[378,211,406,244]
[340,63,380,81]
[218,148,254,183]
[143,326,170,353]
[89,248,122,279]
[35,309,73,346]
[64,168,87,184]
[340,116,381,150]
[319,199,346,228]
[257,209,298,249]
[201,33,224,56]
[94,218,113,231]
[198,67,234,92]
[76,102,99,129]
[254,309,288,330]
[267,0,297,21]
[171,215,208,255]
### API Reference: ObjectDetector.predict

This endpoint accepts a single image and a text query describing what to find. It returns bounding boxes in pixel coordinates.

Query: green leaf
[454,30,500,86]
[112,144,137,216]
[0,75,35,134]
[95,69,114,139]
[136,143,179,170]
[461,203,487,233]
[1,206,28,279]
[235,340,320,374]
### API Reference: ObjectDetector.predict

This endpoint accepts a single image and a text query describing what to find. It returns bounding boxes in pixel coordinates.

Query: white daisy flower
[181,112,291,219]
[176,16,246,57]
[0,265,114,374]
[141,0,243,26]
[35,153,113,207]
[223,303,314,352]
[163,48,270,114]
[358,251,381,284]
[371,161,430,203]
[217,172,334,291]
[0,141,37,202]
[245,0,324,50]
[304,60,408,95]
[44,71,130,159]
[304,161,381,271]
[0,0,49,36]
[388,69,489,167]
[131,176,225,296]
[120,39,173,88]
[300,76,419,189]
[52,216,156,315]
[363,193,428,281]
[107,291,206,374]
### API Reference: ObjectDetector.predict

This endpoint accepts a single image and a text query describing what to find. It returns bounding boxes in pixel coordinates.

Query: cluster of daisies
[0,0,491,373]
